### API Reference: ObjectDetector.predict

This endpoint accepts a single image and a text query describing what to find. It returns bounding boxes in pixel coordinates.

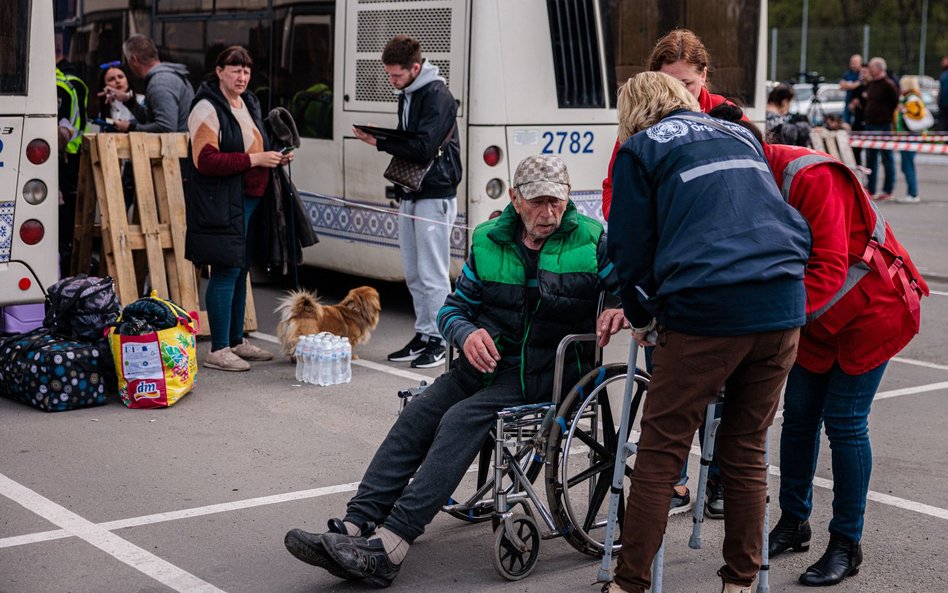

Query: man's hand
[113,119,131,132]
[596,308,630,348]
[352,126,378,147]
[632,319,658,347]
[98,86,131,104]
[462,329,500,373]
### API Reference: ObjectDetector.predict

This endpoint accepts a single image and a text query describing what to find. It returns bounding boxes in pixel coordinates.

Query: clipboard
[354,124,417,141]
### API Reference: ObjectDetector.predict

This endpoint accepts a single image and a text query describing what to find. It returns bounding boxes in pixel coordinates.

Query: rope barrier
[302,192,479,231]
[849,132,948,143]
[848,138,948,153]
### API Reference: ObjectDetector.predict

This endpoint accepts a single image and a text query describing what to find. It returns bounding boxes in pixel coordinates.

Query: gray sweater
[127,62,195,133]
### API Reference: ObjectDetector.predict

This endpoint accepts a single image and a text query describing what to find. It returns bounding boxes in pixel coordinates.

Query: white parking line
[0,473,228,593]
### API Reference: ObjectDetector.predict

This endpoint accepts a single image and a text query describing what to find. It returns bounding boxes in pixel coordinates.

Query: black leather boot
[799,533,862,586]
[768,515,811,557]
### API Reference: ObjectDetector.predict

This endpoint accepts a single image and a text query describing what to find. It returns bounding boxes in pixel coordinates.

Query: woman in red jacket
[601,29,740,221]
[710,103,928,587]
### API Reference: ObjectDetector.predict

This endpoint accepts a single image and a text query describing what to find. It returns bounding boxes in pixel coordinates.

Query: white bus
[57,0,768,281]
[0,0,59,305]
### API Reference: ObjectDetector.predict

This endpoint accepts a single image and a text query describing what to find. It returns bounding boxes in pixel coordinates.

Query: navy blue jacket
[608,110,812,336]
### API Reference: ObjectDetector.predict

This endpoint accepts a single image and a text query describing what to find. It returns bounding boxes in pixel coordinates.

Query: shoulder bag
[383,126,455,193]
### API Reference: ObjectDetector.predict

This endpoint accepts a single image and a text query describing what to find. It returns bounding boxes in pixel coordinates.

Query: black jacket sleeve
[377,84,457,163]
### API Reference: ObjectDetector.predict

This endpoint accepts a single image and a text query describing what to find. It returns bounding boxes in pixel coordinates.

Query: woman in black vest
[186,46,290,371]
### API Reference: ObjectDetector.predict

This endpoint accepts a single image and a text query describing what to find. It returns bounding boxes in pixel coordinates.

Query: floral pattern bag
[107,291,199,408]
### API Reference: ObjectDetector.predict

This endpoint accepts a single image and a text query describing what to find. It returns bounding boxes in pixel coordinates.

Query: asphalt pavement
[1,161,947,593]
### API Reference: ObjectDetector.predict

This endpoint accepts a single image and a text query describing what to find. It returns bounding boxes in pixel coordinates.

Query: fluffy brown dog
[275,286,381,360]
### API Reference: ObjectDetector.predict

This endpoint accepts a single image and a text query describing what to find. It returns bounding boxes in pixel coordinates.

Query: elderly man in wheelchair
[284,154,628,587]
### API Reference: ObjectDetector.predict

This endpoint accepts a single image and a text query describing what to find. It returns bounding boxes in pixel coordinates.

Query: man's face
[849,55,862,70]
[384,63,421,90]
[510,191,567,245]
[869,62,884,80]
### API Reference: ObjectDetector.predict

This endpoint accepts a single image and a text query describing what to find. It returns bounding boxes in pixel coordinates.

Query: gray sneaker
[705,477,724,519]
[284,528,358,581]
[321,532,401,588]
[204,348,250,371]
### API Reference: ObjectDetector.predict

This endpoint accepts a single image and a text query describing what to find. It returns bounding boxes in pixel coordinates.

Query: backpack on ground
[44,275,121,342]
[106,291,199,409]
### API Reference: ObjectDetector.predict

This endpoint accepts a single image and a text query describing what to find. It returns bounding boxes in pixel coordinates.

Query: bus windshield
[0,0,30,95]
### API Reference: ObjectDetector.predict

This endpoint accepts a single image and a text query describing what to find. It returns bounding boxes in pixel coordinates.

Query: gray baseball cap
[512,154,571,201]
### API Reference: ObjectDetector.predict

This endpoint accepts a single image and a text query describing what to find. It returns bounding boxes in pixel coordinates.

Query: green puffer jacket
[438,202,618,402]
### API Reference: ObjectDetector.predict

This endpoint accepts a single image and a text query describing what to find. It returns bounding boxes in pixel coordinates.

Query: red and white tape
[849,138,948,153]
[849,133,948,143]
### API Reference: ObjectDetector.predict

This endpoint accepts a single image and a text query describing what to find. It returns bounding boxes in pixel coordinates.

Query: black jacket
[185,80,269,267]
[376,65,462,200]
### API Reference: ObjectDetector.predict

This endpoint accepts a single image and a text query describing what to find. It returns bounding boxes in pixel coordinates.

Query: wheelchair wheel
[492,514,540,581]
[544,363,649,556]
[443,432,543,523]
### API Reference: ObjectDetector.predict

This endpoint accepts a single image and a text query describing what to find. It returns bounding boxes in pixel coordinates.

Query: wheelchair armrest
[396,380,429,413]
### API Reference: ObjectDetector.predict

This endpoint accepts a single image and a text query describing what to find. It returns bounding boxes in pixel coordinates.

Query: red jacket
[765,143,929,374]
[601,88,735,220]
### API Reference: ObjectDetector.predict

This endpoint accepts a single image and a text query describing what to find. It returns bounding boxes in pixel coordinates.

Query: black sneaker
[388,333,428,362]
[285,528,360,581]
[704,476,724,519]
[411,338,446,369]
[669,486,691,516]
[321,532,401,588]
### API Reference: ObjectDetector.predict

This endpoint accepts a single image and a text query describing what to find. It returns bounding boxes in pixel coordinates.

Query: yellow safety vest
[56,68,82,154]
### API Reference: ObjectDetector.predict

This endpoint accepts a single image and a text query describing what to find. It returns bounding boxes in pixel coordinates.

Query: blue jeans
[398,197,456,338]
[206,197,259,351]
[865,123,895,195]
[900,150,918,197]
[778,361,888,542]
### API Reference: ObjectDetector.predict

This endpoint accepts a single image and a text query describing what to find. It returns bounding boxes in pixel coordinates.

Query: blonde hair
[900,75,920,94]
[617,71,700,141]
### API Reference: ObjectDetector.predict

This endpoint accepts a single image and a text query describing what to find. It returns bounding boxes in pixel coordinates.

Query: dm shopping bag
[107,291,199,409]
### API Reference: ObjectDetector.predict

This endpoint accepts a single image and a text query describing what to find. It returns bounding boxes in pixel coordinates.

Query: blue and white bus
[57,0,768,281]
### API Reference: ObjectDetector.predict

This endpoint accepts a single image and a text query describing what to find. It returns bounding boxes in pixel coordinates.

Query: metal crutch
[690,395,723,549]
[598,342,663,588]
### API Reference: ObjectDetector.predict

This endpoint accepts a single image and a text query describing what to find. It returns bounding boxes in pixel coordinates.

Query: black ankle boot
[768,515,811,558]
[799,534,862,586]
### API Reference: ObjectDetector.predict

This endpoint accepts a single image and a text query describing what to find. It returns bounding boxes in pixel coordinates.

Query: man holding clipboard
[353,35,461,369]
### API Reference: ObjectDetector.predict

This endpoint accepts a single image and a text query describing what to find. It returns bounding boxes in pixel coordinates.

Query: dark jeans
[778,361,888,542]
[865,122,895,195]
[614,328,800,592]
[345,364,525,543]
[205,197,259,351]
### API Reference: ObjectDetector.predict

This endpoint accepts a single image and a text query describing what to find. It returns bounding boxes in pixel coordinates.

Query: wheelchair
[398,330,651,581]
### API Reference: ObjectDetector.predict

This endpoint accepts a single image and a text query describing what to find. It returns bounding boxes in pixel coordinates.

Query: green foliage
[768,0,947,81]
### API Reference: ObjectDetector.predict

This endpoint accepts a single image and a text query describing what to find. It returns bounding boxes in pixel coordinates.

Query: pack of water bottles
[294,333,352,386]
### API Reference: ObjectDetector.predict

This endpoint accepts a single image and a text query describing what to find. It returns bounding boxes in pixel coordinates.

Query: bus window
[285,12,334,140]
[0,0,29,94]
[600,0,762,109]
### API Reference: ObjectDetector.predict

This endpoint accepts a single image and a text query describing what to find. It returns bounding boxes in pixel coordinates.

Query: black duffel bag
[44,275,121,342]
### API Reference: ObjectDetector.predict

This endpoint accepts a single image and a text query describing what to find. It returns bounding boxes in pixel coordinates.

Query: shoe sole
[233,353,274,361]
[411,358,445,369]
[203,361,250,371]
[284,530,362,581]
[668,501,693,516]
[388,351,424,362]
[704,506,725,520]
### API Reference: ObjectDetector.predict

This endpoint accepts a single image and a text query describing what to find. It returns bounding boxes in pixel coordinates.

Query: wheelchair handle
[552,333,600,404]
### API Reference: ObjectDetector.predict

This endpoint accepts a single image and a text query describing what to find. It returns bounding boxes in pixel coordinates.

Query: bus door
[304,0,469,281]
[0,0,59,306]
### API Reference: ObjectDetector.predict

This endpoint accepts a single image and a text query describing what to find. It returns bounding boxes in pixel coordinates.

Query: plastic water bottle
[332,337,344,384]
[318,337,333,386]
[301,336,316,384]
[294,339,305,382]
[341,339,352,384]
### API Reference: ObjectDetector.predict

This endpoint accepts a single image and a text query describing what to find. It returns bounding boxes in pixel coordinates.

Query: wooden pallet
[70,132,256,335]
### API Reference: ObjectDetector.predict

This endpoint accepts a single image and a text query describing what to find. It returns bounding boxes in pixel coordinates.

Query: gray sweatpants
[345,364,523,542]
[398,197,456,338]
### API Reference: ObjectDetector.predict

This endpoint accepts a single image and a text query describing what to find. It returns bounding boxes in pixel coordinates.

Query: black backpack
[44,275,121,342]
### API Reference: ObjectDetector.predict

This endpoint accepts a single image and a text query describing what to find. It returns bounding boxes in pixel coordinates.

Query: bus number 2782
[541,131,594,155]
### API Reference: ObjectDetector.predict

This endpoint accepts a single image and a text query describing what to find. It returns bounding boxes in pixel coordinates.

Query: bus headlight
[486,178,505,199]
[22,179,48,205]
[19,219,45,245]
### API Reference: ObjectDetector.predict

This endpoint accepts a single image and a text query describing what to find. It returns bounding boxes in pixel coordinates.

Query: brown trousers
[614,328,800,592]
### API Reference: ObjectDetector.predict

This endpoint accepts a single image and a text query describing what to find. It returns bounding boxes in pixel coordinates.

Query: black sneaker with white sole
[411,338,446,369]
[388,333,427,362]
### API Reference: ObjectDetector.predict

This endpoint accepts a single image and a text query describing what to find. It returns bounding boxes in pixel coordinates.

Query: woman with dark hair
[186,45,290,371]
[97,63,143,127]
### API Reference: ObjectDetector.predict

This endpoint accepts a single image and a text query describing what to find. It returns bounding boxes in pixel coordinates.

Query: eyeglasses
[99,60,122,70]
